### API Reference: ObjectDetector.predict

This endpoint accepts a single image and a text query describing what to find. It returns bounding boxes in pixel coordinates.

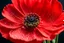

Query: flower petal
[53,28,64,35]
[36,24,51,38]
[9,36,42,43]
[12,0,32,14]
[0,26,10,39]
[0,18,20,29]
[12,0,24,15]
[2,4,23,24]
[20,0,39,14]
[32,0,45,18]
[9,38,42,43]
[9,28,35,41]
[12,0,45,15]
[34,29,49,41]
[37,24,57,40]
[39,20,63,31]
[49,34,56,40]
[37,20,64,40]
[51,1,62,19]
[53,12,64,27]
[26,40,42,43]
[42,1,62,22]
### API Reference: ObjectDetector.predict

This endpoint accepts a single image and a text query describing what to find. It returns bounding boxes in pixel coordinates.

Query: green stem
[55,35,59,43]
[43,41,46,43]
[47,40,50,43]
[52,39,55,43]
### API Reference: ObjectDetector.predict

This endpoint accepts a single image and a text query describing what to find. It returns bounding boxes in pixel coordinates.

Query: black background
[0,0,64,43]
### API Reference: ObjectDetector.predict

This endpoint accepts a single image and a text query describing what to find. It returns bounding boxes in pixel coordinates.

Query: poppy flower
[0,0,64,43]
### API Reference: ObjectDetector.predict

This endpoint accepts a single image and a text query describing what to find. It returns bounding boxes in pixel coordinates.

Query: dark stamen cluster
[24,13,40,28]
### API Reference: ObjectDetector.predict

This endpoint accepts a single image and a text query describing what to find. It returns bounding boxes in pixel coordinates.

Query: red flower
[0,0,64,43]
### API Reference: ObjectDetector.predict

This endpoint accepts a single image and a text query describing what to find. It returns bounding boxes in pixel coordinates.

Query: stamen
[24,13,40,28]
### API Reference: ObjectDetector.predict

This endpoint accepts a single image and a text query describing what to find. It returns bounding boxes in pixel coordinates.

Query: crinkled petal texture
[0,0,64,43]
[9,38,42,43]
[9,28,46,41]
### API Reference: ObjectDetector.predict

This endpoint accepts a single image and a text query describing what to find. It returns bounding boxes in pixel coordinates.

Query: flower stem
[43,35,59,43]
[43,41,46,43]
[47,40,50,43]
[55,35,59,43]
[52,39,55,43]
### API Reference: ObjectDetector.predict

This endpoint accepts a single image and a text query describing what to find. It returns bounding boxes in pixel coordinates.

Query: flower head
[0,0,64,43]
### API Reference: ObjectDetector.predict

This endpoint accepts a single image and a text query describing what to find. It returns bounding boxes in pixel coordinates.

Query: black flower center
[24,13,40,28]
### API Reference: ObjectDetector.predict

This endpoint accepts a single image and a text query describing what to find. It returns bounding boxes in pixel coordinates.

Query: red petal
[12,0,32,14]
[46,28,64,40]
[53,12,64,27]
[37,20,64,40]
[9,28,35,41]
[49,34,56,40]
[0,27,10,39]
[42,1,62,22]
[12,0,45,15]
[36,24,51,38]
[39,20,63,31]
[52,28,64,35]
[46,0,58,3]
[37,24,56,40]
[9,38,42,43]
[0,31,9,39]
[32,0,45,18]
[26,40,42,43]
[51,1,62,19]
[12,0,24,15]
[34,29,49,41]
[2,4,23,24]
[20,0,39,14]
[0,18,20,29]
